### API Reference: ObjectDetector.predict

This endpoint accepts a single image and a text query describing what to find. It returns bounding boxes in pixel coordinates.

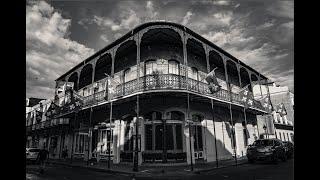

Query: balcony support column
[222,56,238,163]
[223,58,230,93]
[135,32,141,91]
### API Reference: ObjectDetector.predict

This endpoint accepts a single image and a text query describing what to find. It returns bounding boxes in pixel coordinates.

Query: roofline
[56,21,268,81]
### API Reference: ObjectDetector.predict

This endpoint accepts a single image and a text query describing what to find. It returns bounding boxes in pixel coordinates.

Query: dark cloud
[27,0,294,98]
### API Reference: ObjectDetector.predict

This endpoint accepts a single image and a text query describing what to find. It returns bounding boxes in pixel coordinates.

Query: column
[136,33,141,91]
[113,120,121,164]
[138,117,144,165]
[184,123,195,164]
[88,128,93,160]
[120,121,125,152]
[182,32,188,66]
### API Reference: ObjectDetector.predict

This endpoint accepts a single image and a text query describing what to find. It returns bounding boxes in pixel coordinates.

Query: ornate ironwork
[67,73,265,112]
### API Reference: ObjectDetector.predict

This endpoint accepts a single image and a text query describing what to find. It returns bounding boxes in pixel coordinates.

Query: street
[26,159,293,180]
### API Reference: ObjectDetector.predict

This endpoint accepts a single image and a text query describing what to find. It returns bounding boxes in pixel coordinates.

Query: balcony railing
[78,74,265,112]
[26,118,69,133]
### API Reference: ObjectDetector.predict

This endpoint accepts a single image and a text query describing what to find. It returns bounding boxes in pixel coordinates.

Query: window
[166,125,174,150]
[252,140,273,146]
[145,125,153,150]
[279,132,282,140]
[168,60,179,75]
[145,123,183,151]
[145,60,156,75]
[175,124,182,150]
[190,67,199,80]
[124,67,137,82]
[283,132,286,141]
[157,59,168,74]
[155,125,163,150]
[99,129,113,154]
[145,111,162,122]
[287,133,290,141]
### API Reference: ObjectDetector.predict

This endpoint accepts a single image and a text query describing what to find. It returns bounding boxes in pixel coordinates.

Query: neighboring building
[254,83,294,142]
[26,22,274,165]
[26,97,45,112]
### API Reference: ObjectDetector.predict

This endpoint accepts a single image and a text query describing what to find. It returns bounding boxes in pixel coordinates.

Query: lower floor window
[99,129,113,154]
[75,134,86,154]
[145,123,183,152]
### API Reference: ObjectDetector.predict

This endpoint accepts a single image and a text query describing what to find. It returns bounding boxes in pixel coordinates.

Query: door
[193,125,204,160]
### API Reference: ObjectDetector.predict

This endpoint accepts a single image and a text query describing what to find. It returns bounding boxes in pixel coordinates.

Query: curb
[47,161,134,176]
[193,161,248,174]
[27,160,248,177]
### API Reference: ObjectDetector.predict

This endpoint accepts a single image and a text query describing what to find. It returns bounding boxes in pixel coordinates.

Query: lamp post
[260,80,274,140]
[263,125,267,139]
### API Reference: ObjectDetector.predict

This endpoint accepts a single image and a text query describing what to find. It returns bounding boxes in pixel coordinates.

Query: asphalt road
[26,159,293,180]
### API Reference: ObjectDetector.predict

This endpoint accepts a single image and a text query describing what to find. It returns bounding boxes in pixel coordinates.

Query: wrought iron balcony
[26,118,69,133]
[80,74,265,112]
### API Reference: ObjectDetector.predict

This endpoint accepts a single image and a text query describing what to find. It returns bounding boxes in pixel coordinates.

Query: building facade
[26,22,274,165]
[254,83,294,142]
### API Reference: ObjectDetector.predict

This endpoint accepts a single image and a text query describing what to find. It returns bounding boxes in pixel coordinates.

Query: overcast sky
[26,0,294,99]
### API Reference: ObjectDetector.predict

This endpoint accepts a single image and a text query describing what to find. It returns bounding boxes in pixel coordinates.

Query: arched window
[124,68,136,82]
[144,111,162,121]
[168,60,179,75]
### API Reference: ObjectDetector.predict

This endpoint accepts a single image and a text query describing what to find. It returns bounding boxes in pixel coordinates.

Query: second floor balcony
[80,73,265,112]
[26,118,69,133]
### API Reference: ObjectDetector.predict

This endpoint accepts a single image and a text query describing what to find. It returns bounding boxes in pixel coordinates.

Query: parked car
[282,141,294,159]
[26,148,40,162]
[246,139,287,164]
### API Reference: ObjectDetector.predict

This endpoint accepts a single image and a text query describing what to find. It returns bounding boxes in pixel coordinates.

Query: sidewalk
[26,157,248,177]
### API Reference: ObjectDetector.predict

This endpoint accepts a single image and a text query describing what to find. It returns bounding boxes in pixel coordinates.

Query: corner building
[27,22,271,165]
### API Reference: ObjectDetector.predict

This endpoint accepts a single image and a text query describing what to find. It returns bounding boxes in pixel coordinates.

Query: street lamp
[263,125,267,139]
